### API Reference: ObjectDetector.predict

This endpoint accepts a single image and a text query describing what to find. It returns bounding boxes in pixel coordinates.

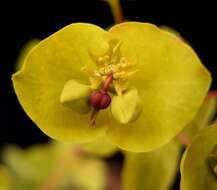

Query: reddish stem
[176,132,191,146]
[102,74,113,92]
[207,90,217,99]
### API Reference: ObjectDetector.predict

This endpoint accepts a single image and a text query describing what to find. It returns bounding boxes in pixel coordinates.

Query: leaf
[182,96,217,140]
[2,142,107,190]
[0,165,11,190]
[78,136,118,157]
[180,123,217,190]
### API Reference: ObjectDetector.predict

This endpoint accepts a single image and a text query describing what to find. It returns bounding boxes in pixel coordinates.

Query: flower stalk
[107,0,124,24]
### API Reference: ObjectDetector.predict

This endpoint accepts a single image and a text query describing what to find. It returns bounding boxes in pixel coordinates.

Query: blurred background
[0,0,216,189]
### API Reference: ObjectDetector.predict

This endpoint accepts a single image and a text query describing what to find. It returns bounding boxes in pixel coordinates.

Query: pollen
[82,40,138,95]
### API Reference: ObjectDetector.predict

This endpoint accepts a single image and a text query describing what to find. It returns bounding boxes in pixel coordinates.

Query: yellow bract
[12,22,211,152]
[107,22,211,152]
[12,23,112,143]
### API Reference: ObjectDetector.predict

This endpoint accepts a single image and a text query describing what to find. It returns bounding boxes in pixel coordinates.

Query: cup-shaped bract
[12,22,211,152]
[122,140,181,190]
[180,124,217,190]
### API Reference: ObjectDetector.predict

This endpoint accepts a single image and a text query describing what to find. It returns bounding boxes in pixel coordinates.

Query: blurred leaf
[160,25,182,38]
[15,39,40,71]
[78,136,118,157]
[2,142,107,190]
[122,140,181,190]
[182,96,217,140]
[180,123,217,190]
[0,165,11,190]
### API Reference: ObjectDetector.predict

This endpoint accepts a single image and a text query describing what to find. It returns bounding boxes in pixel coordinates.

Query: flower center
[82,40,138,96]
[80,40,139,125]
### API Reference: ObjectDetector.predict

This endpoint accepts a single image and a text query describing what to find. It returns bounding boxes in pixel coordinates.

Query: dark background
[0,0,216,189]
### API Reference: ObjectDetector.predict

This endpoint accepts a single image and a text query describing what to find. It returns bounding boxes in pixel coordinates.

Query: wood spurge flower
[12,22,211,152]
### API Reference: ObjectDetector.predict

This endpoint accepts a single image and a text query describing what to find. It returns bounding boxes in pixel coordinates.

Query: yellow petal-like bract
[107,22,211,152]
[12,22,211,152]
[12,23,114,143]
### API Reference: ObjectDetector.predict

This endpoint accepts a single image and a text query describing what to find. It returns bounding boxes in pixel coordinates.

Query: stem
[108,0,124,24]
[39,149,73,190]
[207,90,217,99]
[176,132,191,146]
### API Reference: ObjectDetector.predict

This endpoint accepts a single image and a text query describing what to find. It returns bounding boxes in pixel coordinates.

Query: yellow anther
[83,41,138,95]
[113,71,126,79]
[125,70,139,78]
[98,57,104,63]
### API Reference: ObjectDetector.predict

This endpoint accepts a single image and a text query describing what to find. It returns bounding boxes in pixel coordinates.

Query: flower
[12,22,211,152]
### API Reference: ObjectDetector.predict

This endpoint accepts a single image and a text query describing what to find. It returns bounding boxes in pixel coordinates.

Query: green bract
[122,140,181,190]
[180,124,217,190]
[12,22,211,152]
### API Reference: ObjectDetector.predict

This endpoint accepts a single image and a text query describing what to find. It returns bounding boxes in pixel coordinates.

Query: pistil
[89,74,113,125]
